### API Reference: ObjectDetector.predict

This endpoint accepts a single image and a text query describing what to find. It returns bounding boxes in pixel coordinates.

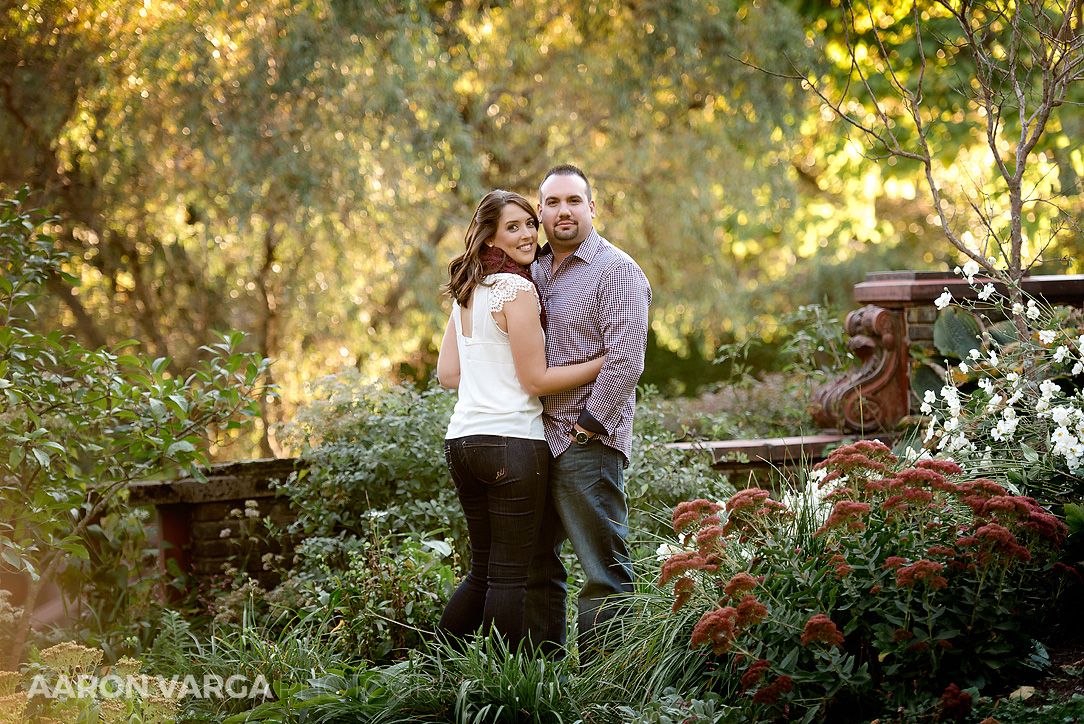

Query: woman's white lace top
[488,274,540,317]
[445,273,545,441]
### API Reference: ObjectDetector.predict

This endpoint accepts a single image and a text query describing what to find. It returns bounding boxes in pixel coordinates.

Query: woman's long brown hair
[444,189,539,307]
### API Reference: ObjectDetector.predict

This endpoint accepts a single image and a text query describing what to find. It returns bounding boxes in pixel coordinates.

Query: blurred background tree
[2,0,1081,457]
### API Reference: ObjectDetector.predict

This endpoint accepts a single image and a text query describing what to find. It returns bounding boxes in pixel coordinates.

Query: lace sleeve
[489,274,540,315]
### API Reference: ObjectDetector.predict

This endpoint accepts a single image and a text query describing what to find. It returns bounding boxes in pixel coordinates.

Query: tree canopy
[3,0,1082,454]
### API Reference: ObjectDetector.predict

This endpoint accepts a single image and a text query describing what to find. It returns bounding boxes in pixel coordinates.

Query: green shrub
[287,531,456,665]
[600,440,1069,723]
[278,374,735,573]
[276,371,466,558]
[970,692,1084,724]
[0,186,269,668]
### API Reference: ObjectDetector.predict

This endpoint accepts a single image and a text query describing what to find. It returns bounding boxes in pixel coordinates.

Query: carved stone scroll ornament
[810,305,911,433]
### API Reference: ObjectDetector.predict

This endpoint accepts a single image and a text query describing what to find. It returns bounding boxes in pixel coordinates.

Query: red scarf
[480,245,546,329]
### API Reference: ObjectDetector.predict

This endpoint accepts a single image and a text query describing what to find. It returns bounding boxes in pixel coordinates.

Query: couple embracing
[435,165,652,659]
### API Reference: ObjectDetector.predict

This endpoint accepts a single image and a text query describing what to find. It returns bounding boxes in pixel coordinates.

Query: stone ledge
[128,458,305,507]
[667,434,890,470]
[855,272,1084,307]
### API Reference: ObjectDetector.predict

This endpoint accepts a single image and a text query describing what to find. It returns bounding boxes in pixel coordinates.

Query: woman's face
[488,203,538,267]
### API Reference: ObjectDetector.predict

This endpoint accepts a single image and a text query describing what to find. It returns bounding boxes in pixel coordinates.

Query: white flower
[992,417,1019,441]
[978,377,994,393]
[962,259,981,283]
[244,499,259,509]
[1026,299,1040,320]
[656,543,682,560]
[1074,362,1084,376]
[958,362,968,374]
[977,283,996,301]
[941,386,962,413]
[245,508,260,519]
[920,401,933,414]
[1006,371,1020,385]
[1051,427,1078,455]
[1012,302,1024,315]
[1051,406,1073,426]
[989,351,999,366]
[946,434,970,453]
[986,393,1003,411]
[1053,346,1069,364]
[1039,330,1057,346]
[220,528,232,539]
[969,347,983,360]
[924,418,939,442]
[1040,380,1061,399]
[935,289,953,310]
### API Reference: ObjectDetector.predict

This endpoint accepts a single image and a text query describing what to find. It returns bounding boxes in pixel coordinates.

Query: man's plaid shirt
[531,229,651,465]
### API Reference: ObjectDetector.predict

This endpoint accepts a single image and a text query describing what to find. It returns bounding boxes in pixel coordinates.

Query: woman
[435,189,603,652]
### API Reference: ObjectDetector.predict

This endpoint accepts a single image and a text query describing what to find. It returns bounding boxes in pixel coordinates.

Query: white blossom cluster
[921,269,1084,475]
[1037,380,1084,473]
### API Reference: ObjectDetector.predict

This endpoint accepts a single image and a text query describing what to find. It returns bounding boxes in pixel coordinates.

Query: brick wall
[128,458,306,590]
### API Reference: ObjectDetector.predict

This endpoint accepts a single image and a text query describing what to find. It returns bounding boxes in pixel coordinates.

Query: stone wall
[128,458,306,590]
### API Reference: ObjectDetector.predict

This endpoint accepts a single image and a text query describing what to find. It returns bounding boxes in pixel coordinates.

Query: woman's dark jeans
[438,435,549,650]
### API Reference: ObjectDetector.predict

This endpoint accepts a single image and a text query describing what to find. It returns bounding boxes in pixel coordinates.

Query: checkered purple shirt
[531,229,651,465]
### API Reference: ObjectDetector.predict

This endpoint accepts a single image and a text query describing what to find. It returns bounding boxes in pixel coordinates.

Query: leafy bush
[276,371,466,558]
[603,441,1068,723]
[687,304,852,441]
[278,373,735,574]
[284,531,456,665]
[0,187,270,668]
[970,692,1084,724]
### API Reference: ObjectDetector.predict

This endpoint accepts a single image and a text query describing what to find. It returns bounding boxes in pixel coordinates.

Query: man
[526,164,652,658]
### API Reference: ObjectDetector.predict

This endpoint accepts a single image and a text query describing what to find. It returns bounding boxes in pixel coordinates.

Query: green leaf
[8,446,24,468]
[61,541,90,560]
[31,448,50,469]
[166,440,197,456]
[933,307,983,360]
[1,548,23,569]
[421,539,452,557]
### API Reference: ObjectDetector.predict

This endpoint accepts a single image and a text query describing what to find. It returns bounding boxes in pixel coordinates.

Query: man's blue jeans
[524,439,633,657]
[438,435,549,650]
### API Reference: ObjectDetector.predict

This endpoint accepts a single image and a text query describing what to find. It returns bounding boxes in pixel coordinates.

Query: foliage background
[9,0,1082,455]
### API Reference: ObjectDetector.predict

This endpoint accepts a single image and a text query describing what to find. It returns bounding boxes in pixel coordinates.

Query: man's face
[538,173,595,249]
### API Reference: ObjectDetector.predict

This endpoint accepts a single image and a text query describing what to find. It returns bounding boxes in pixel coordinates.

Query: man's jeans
[524,440,633,658]
[438,435,549,650]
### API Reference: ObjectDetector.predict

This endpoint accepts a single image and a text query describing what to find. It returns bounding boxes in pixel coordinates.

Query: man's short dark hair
[540,164,592,203]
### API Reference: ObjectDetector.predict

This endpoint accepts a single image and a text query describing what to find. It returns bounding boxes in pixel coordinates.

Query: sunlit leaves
[0,190,270,663]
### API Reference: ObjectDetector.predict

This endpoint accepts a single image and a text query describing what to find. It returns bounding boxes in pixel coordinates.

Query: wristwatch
[573,429,592,445]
